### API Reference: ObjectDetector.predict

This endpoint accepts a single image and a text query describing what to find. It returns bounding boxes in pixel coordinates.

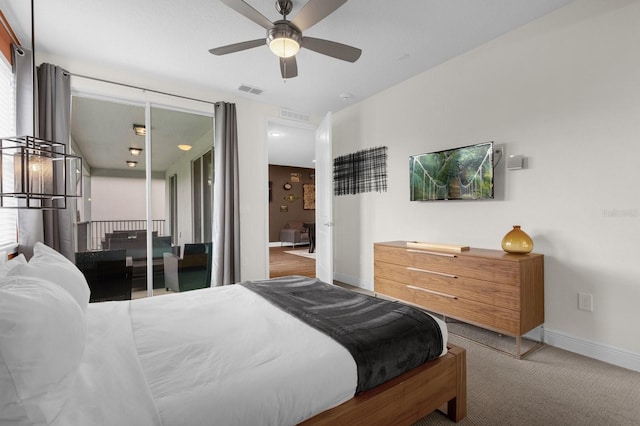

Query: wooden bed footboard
[301,344,467,425]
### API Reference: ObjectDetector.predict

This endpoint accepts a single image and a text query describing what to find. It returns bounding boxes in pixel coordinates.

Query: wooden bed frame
[301,344,467,425]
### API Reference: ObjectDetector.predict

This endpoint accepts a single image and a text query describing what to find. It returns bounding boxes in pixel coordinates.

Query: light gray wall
[332,0,640,369]
[90,176,165,221]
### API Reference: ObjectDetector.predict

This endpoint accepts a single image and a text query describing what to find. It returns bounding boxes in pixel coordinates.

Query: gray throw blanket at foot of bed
[240,276,443,393]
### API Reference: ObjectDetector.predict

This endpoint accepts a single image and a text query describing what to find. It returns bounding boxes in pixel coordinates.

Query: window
[192,149,213,243]
[0,54,18,252]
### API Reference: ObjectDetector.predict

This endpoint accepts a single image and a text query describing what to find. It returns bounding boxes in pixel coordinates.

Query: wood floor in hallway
[269,246,315,278]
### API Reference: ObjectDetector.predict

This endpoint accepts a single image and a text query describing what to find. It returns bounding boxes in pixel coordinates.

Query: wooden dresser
[374,241,544,357]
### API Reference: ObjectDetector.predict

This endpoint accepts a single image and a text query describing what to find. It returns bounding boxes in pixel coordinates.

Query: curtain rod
[70,72,216,106]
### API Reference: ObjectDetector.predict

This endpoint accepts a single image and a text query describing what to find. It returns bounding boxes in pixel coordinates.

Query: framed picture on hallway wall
[303,184,315,210]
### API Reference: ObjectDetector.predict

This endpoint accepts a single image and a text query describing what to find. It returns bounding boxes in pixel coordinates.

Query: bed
[0,243,466,425]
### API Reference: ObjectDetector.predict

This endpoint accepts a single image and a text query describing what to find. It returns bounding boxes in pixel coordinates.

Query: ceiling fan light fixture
[211,1,361,78]
[269,37,300,58]
[267,22,301,58]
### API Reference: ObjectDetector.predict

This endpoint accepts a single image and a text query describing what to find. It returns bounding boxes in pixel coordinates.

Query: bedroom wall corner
[332,0,640,368]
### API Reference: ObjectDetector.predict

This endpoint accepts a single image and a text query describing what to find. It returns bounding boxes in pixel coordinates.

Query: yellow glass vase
[501,225,533,254]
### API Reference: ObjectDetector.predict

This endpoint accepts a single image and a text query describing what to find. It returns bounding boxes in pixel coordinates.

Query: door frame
[264,116,318,275]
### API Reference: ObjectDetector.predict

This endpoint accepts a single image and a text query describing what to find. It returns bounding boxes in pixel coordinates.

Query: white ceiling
[267,120,316,169]
[1,0,574,171]
[70,96,215,173]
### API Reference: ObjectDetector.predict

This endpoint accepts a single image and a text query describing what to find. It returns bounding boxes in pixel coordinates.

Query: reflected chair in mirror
[75,249,131,302]
[163,242,212,292]
[107,235,172,289]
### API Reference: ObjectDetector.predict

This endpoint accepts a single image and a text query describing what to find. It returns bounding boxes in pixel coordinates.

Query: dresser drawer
[375,245,520,285]
[375,277,520,335]
[374,260,520,311]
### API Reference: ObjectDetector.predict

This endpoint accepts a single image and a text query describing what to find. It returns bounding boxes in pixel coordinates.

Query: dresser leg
[516,336,522,359]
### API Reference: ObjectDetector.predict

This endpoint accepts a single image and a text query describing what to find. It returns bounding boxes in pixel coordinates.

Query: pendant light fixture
[0,0,82,209]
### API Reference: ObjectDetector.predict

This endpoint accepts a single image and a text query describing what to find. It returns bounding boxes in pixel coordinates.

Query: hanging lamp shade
[0,136,82,209]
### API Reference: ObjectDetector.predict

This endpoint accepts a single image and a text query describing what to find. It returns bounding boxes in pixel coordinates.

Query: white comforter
[55,285,447,426]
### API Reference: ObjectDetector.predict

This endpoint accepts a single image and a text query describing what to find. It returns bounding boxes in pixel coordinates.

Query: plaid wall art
[333,146,388,196]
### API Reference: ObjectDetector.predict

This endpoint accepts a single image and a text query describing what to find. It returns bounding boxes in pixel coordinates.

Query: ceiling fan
[209,0,362,79]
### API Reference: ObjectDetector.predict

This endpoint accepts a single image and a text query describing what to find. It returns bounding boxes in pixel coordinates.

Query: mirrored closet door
[71,93,214,300]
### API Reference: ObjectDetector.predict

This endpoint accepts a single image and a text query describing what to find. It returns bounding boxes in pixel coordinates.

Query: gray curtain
[13,54,73,259]
[211,102,240,286]
[13,45,43,259]
[38,63,74,260]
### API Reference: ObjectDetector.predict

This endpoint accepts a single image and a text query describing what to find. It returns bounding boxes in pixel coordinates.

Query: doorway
[266,118,316,278]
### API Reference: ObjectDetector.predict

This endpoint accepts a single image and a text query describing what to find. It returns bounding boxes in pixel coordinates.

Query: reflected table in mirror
[303,222,316,253]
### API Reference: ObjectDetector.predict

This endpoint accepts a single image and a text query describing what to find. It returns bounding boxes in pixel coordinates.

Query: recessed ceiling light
[129,147,143,156]
[178,144,192,151]
[133,124,146,136]
[126,160,138,168]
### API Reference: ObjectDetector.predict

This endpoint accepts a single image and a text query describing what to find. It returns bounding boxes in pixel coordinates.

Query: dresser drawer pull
[407,266,457,279]
[407,249,457,258]
[407,285,458,299]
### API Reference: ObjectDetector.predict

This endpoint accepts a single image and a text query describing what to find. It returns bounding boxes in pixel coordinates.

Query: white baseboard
[333,272,371,290]
[544,328,640,373]
[269,241,310,248]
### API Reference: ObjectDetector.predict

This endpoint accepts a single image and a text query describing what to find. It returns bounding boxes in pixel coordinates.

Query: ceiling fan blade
[280,56,298,79]
[302,37,362,62]
[220,0,274,29]
[291,0,347,32]
[209,39,265,56]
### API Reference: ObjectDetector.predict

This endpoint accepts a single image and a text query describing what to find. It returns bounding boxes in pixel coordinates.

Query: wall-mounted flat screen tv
[410,141,494,201]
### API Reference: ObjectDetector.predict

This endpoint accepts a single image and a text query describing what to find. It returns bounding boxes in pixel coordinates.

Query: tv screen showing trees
[410,142,494,201]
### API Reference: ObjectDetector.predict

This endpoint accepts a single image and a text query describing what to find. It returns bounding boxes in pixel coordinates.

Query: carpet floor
[412,332,640,425]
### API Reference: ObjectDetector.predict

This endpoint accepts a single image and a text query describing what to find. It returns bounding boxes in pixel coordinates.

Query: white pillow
[0,253,27,278]
[8,243,90,312]
[0,275,86,425]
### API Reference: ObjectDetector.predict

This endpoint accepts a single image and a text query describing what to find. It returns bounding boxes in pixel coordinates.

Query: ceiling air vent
[279,108,309,122]
[237,84,263,95]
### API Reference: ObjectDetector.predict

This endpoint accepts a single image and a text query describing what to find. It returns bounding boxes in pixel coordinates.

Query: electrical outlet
[578,292,593,312]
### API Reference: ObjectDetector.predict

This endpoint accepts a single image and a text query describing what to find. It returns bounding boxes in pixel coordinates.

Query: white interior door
[315,112,333,283]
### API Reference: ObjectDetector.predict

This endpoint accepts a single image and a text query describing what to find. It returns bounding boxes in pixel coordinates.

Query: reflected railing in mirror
[86,220,166,251]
